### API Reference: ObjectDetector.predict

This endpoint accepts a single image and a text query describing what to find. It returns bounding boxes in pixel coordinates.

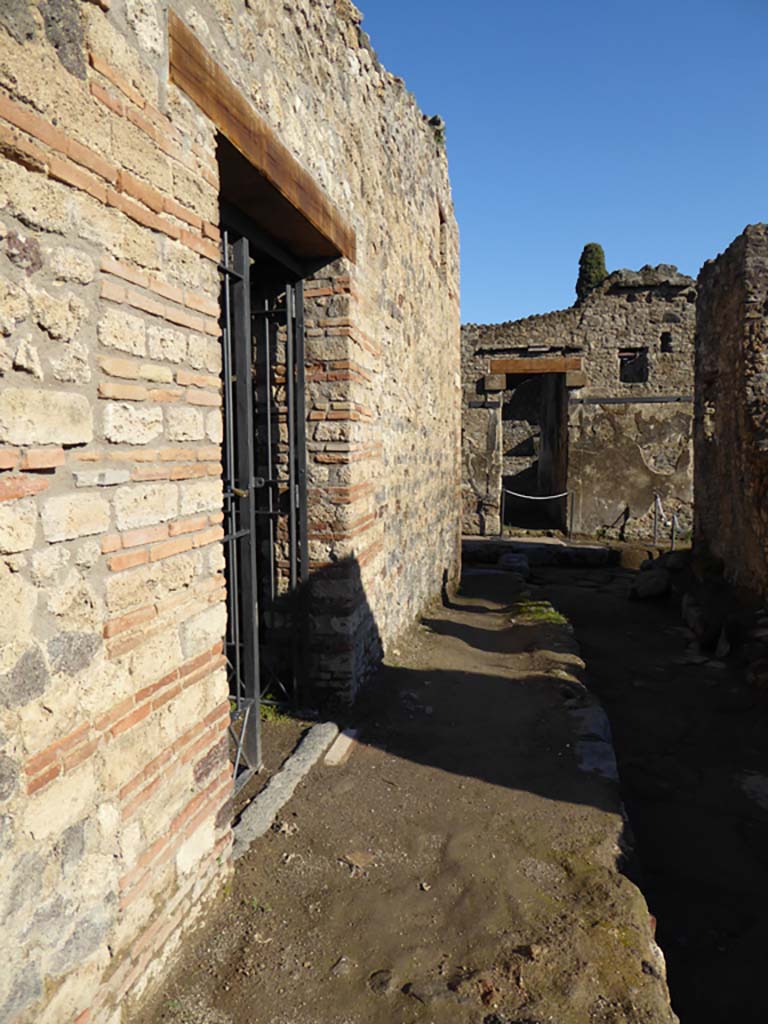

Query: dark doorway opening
[219,209,309,787]
[501,372,568,532]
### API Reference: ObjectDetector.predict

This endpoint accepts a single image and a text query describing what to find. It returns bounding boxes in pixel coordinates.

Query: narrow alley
[136,552,680,1024]
[536,554,768,1024]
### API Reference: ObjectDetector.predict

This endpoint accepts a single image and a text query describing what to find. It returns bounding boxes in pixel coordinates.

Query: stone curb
[232,721,339,859]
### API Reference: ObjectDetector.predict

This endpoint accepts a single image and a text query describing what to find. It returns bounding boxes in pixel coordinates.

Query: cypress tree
[576,243,608,304]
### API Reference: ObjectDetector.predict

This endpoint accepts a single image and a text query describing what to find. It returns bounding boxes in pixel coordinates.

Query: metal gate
[219,208,309,789]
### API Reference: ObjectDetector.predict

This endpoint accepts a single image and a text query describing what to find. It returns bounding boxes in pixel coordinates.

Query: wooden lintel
[488,356,583,375]
[168,10,356,263]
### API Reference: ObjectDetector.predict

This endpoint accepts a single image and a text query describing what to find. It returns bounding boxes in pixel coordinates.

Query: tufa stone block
[0,388,93,446]
[42,493,111,542]
[483,373,506,392]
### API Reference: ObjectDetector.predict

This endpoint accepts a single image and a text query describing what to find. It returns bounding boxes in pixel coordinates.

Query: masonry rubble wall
[0,1,460,1021]
[694,224,768,602]
[462,265,696,539]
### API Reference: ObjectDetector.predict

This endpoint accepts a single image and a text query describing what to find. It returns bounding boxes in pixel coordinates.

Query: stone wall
[695,224,768,601]
[0,2,459,1022]
[462,265,696,539]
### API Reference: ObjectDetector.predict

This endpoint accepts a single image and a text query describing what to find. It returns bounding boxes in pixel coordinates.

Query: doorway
[501,372,568,532]
[219,208,309,788]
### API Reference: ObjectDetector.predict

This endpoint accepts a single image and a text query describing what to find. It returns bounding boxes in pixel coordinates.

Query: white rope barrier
[503,489,570,501]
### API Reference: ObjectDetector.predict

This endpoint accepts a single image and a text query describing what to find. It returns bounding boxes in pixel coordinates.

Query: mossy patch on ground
[512,599,569,625]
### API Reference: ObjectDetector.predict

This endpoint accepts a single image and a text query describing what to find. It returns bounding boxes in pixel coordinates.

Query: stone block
[179,479,222,515]
[166,406,205,442]
[0,388,93,446]
[0,646,49,709]
[181,603,226,657]
[0,497,37,552]
[98,308,146,356]
[42,494,110,542]
[23,762,98,841]
[103,402,163,445]
[114,482,178,530]
[73,469,131,488]
[176,820,215,876]
[483,373,506,392]
[566,370,588,388]
[147,324,186,363]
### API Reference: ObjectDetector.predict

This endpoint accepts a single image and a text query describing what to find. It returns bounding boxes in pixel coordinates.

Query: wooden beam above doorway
[488,356,583,375]
[168,10,356,264]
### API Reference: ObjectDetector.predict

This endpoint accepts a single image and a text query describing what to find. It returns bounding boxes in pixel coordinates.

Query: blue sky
[358,0,768,324]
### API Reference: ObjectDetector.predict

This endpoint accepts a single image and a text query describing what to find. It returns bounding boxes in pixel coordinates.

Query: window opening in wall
[618,347,649,383]
[660,332,673,353]
[220,210,309,789]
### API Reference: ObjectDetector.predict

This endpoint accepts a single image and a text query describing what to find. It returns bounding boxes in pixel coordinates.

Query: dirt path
[536,563,768,1024]
[134,569,674,1024]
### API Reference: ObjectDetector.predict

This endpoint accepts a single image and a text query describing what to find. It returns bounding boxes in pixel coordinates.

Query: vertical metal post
[232,237,261,770]
[285,283,298,592]
[294,280,309,585]
[653,494,659,546]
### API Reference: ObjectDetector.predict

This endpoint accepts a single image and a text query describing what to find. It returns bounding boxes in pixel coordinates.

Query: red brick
[179,230,219,263]
[186,389,220,407]
[27,763,61,795]
[19,447,65,470]
[89,51,145,109]
[101,533,122,554]
[121,773,163,819]
[100,255,149,289]
[0,474,49,501]
[74,1009,92,1024]
[118,169,165,213]
[0,448,20,470]
[108,549,149,572]
[48,154,107,203]
[66,137,118,183]
[168,464,207,480]
[149,536,193,562]
[184,291,219,318]
[111,701,152,738]
[162,195,203,231]
[176,369,220,389]
[98,381,148,402]
[147,389,183,403]
[95,696,134,732]
[202,221,221,243]
[124,287,165,319]
[203,319,222,338]
[148,277,184,305]
[134,670,178,706]
[193,526,224,548]
[103,605,156,638]
[209,511,224,525]
[90,79,123,116]
[151,682,181,710]
[197,446,220,462]
[100,355,141,379]
[121,523,168,548]
[62,737,99,773]
[169,515,207,536]
[100,279,126,304]
[0,92,68,153]
[162,305,204,332]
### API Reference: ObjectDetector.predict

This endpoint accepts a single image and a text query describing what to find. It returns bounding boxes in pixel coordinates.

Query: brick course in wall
[0,2,460,1022]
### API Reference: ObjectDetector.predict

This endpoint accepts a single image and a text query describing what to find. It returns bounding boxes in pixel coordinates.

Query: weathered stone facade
[0,3,460,1022]
[695,224,768,602]
[462,265,696,539]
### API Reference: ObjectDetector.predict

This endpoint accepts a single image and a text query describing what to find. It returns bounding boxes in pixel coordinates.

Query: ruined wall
[0,2,459,1022]
[695,224,768,601]
[462,266,696,538]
